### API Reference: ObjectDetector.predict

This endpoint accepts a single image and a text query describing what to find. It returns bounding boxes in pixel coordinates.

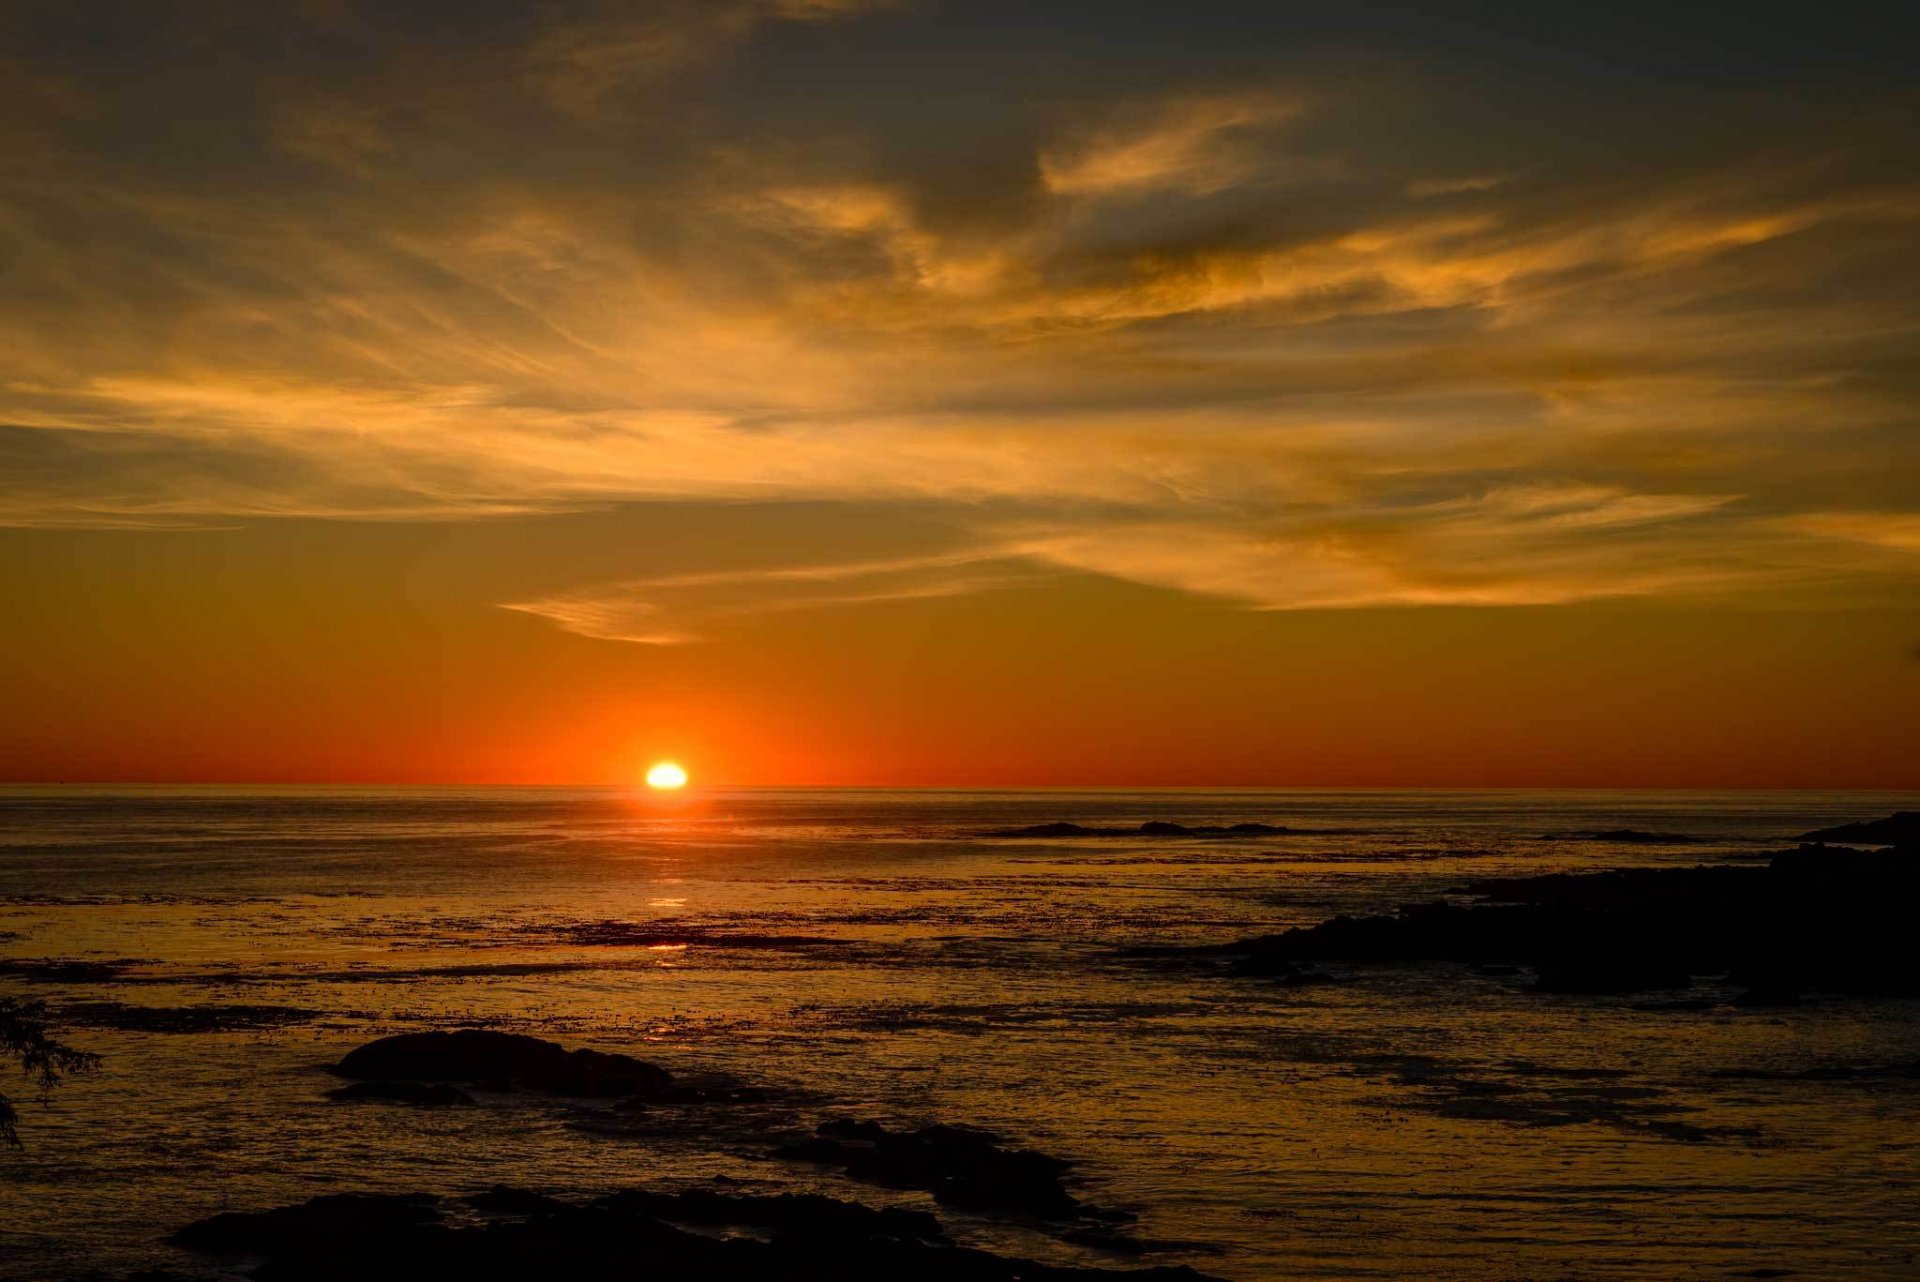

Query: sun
[645,761,689,790]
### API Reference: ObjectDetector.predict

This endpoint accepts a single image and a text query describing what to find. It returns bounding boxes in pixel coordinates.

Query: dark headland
[1158,813,1920,1002]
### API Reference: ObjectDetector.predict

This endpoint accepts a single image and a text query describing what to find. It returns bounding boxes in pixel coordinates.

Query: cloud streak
[503,549,1045,643]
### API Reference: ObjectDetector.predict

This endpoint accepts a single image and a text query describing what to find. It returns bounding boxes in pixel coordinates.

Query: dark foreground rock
[776,1119,1120,1222]
[331,1030,676,1099]
[1799,812,1920,846]
[169,1193,443,1253]
[1183,840,1920,998]
[164,1187,1217,1282]
[986,821,1300,839]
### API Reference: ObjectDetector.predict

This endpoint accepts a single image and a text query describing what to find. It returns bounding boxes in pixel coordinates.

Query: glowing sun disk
[645,761,689,790]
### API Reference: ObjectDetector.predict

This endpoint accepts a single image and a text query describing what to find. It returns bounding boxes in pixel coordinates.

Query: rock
[331,1030,675,1099]
[985,821,1299,839]
[1534,960,1693,995]
[593,1187,944,1242]
[1178,844,1920,1000]
[167,1192,443,1253]
[989,821,1103,837]
[1798,812,1920,847]
[327,1080,474,1106]
[465,1186,568,1215]
[166,1186,1223,1282]
[775,1120,1089,1220]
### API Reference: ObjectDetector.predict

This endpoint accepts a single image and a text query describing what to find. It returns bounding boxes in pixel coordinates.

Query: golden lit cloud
[503,549,1046,643]
[1039,93,1303,197]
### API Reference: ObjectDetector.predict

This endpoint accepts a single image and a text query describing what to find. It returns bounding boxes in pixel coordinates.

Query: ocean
[2,787,1917,1280]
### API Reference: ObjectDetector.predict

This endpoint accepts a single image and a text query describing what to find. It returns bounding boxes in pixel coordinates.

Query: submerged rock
[331,1030,675,1099]
[165,1187,1216,1282]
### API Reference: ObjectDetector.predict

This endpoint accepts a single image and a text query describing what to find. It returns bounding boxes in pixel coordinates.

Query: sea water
[2,787,1917,1280]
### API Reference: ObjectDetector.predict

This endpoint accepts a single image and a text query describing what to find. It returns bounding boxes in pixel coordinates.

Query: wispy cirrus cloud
[1039,93,1304,197]
[502,549,1045,643]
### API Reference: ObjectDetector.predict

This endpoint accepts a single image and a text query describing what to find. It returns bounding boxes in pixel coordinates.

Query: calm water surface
[3,788,1918,1280]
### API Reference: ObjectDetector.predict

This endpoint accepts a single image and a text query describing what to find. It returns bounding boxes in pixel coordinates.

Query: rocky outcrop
[331,1030,675,1099]
[164,1187,1217,1282]
[775,1119,1127,1222]
[1542,829,1700,844]
[985,821,1300,839]
[1185,842,1920,998]
[1798,812,1920,846]
[168,1193,442,1253]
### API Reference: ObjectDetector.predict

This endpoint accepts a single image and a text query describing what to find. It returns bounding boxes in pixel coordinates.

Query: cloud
[1406,174,1507,198]
[1039,93,1303,197]
[1001,485,1760,613]
[0,8,1914,629]
[1776,512,1920,553]
[502,549,1044,643]
[524,0,899,118]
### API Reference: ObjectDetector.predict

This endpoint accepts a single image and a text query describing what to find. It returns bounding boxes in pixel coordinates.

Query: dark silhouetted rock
[594,1187,944,1242]
[985,821,1299,839]
[167,1192,443,1253]
[776,1120,1093,1220]
[332,1030,675,1099]
[465,1186,568,1215]
[1798,812,1920,847]
[1534,959,1692,994]
[327,1080,474,1106]
[166,1187,1219,1282]
[1178,844,1920,1001]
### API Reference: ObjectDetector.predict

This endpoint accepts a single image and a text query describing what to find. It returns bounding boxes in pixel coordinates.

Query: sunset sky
[2,1,1915,786]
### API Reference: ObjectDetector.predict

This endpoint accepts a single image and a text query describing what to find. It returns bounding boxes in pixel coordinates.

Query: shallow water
[3,787,1918,1280]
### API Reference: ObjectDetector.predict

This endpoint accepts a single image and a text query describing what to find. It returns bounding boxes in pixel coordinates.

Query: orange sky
[1,2,1915,785]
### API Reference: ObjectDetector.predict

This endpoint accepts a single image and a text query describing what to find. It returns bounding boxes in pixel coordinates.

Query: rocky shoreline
[1164,816,1920,1001]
